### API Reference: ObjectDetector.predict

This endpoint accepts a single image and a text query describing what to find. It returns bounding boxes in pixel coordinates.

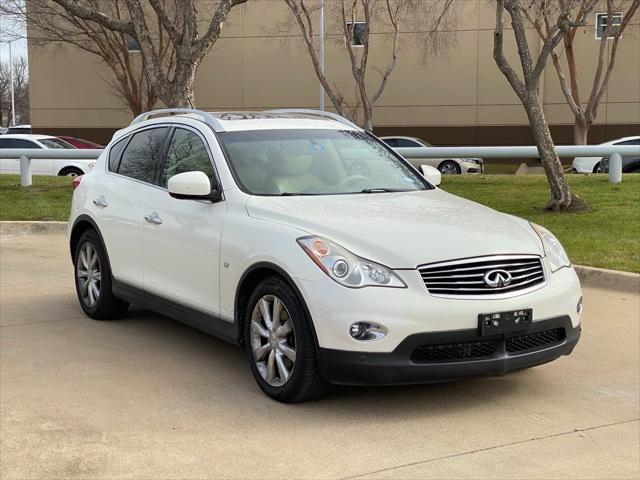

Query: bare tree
[37,0,248,108]
[285,0,452,131]
[1,0,178,116]
[522,0,639,145]
[0,56,29,127]
[493,0,590,211]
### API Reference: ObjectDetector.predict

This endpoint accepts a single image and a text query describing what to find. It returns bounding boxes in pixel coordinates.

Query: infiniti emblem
[483,269,512,288]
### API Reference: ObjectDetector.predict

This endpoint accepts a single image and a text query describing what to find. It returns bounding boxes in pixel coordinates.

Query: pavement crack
[340,418,640,480]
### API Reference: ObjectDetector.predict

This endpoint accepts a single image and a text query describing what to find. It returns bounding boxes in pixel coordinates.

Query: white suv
[68,109,582,402]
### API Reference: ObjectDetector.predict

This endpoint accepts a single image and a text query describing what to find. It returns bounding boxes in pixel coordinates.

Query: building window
[346,21,366,47]
[595,12,623,39]
[126,34,141,52]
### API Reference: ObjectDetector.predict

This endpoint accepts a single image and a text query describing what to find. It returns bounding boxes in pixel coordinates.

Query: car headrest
[267,146,313,176]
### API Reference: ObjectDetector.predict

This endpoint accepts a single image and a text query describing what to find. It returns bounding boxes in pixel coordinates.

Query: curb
[1,221,638,293]
[0,221,67,235]
[573,265,640,294]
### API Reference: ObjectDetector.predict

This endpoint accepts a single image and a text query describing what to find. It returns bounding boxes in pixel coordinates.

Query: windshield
[40,138,75,149]
[218,129,429,195]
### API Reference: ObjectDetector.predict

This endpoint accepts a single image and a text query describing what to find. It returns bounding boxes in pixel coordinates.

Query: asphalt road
[1,233,639,479]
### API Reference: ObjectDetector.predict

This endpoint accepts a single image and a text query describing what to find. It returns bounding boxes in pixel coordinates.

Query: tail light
[72,175,83,191]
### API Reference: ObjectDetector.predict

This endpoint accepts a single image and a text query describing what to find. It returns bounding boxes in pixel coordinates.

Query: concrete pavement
[1,233,639,479]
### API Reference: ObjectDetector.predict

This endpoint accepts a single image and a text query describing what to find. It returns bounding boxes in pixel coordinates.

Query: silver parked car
[380,136,484,174]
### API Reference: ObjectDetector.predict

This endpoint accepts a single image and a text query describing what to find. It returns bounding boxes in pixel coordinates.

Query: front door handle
[144,213,163,225]
[92,197,108,208]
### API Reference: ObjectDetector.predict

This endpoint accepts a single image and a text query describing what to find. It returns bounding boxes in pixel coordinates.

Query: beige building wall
[28,0,640,145]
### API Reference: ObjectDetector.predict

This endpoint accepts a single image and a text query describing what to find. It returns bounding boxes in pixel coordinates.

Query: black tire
[592,162,601,174]
[438,160,461,175]
[244,276,329,403]
[73,229,129,320]
[59,167,84,177]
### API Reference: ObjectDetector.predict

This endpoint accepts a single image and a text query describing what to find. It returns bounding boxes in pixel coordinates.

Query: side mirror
[420,165,442,186]
[168,171,221,201]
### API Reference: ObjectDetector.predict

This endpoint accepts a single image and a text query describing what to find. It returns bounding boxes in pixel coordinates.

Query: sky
[0,12,28,63]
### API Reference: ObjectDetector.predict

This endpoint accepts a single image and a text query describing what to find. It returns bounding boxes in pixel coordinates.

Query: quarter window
[160,128,215,188]
[117,127,169,183]
[596,12,623,39]
[108,138,128,172]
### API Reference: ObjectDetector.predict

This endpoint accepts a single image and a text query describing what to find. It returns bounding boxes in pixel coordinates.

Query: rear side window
[395,138,422,148]
[108,138,128,172]
[0,138,41,149]
[117,127,169,183]
[159,128,215,187]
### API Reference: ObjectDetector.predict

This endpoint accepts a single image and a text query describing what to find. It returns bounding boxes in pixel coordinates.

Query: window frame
[345,21,366,47]
[595,12,623,40]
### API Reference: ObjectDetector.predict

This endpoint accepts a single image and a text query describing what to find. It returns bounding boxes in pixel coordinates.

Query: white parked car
[572,135,640,174]
[68,109,582,402]
[0,134,95,176]
[380,136,484,174]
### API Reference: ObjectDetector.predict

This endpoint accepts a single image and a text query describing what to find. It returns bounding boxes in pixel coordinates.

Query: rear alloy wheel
[438,160,461,175]
[244,276,329,402]
[74,230,129,320]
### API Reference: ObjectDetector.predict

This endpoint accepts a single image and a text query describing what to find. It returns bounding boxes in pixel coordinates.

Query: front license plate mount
[479,309,532,336]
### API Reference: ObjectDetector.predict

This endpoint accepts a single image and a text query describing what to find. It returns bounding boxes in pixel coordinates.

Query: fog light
[577,297,583,315]
[349,322,387,341]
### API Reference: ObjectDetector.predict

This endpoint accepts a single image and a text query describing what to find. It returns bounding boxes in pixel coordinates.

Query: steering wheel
[338,175,371,189]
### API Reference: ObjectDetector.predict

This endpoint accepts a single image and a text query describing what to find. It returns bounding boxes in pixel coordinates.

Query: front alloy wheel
[76,241,102,308]
[250,295,297,387]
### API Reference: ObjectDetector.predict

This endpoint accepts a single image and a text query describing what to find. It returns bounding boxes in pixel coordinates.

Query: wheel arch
[69,215,112,272]
[234,262,322,356]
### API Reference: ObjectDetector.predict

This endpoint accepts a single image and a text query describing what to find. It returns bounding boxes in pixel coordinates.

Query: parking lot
[1,232,639,479]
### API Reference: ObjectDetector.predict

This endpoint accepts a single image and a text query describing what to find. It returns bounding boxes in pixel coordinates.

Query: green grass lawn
[441,174,640,273]
[0,175,73,221]
[1,173,638,272]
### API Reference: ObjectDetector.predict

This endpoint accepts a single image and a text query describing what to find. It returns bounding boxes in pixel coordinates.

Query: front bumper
[320,316,580,385]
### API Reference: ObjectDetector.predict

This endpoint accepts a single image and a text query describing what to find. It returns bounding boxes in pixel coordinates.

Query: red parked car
[56,136,104,149]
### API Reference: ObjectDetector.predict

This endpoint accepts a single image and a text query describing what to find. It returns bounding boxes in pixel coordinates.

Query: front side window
[40,138,74,149]
[219,129,429,196]
[596,12,623,39]
[160,128,215,188]
[117,127,169,183]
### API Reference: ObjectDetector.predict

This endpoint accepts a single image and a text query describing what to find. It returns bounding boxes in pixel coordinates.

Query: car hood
[245,189,544,268]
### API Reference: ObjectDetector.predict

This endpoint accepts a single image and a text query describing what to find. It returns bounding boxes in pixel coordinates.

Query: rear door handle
[144,213,163,225]
[92,197,108,208]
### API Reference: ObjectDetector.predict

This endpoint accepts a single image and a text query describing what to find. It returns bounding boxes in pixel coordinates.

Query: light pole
[1,39,16,127]
[319,0,325,111]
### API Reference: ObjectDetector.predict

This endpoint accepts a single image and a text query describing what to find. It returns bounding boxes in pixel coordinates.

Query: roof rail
[130,108,225,131]
[267,109,360,130]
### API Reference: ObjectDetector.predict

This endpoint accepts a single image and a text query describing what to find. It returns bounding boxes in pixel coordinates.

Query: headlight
[297,236,406,288]
[531,223,570,272]
[88,162,96,169]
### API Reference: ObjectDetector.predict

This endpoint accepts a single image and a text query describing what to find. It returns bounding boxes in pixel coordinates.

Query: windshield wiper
[277,192,316,196]
[359,188,413,193]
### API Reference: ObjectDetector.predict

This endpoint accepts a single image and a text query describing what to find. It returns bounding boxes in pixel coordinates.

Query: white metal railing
[2,143,638,187]
[1,149,103,186]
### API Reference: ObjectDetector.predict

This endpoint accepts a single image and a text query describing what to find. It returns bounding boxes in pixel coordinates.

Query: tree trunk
[525,97,587,211]
[573,116,590,145]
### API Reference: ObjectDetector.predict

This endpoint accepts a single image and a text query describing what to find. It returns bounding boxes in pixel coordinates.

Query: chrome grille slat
[418,255,546,297]
[421,261,541,274]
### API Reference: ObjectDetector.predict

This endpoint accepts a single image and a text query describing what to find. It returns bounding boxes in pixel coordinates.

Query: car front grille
[411,328,566,363]
[411,340,498,363]
[506,328,565,353]
[418,255,545,297]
